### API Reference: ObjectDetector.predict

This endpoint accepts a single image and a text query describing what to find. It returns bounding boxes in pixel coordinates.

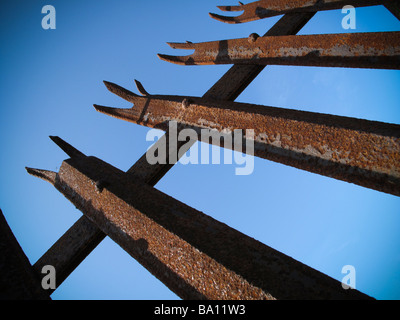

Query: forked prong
[208,12,239,23]
[103,80,140,103]
[93,104,136,123]
[25,167,57,185]
[134,79,150,96]
[49,136,86,159]
[157,54,192,66]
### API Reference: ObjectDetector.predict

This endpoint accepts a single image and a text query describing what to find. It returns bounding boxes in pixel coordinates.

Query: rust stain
[95,82,400,196]
[210,0,387,24]
[158,32,400,70]
[26,144,375,299]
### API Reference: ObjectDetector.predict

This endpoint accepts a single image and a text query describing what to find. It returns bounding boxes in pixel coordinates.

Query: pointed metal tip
[26,167,57,185]
[93,104,110,113]
[103,80,118,93]
[157,53,187,65]
[103,80,139,102]
[134,79,150,96]
[157,53,169,61]
[93,104,121,117]
[49,136,86,159]
[165,42,194,50]
[209,12,237,24]
[93,104,136,123]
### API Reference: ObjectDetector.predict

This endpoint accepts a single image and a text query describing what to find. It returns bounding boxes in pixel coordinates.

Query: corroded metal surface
[95,81,400,197]
[158,31,400,69]
[210,0,387,24]
[27,13,316,297]
[0,209,51,300]
[26,145,374,300]
[199,12,315,101]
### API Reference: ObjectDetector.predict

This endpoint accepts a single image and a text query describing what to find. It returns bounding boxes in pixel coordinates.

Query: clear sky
[0,0,399,300]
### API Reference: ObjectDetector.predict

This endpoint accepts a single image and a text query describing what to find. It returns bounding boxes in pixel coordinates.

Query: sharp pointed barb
[157,53,188,65]
[25,167,57,185]
[166,42,195,50]
[49,136,86,159]
[93,104,136,123]
[208,12,237,24]
[93,104,114,114]
[134,79,150,96]
[103,80,140,103]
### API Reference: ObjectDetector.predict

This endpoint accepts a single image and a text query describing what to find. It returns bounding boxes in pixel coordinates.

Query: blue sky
[0,1,399,300]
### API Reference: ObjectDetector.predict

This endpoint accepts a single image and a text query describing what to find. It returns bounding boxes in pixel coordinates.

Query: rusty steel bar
[0,209,51,300]
[29,138,106,293]
[26,142,374,300]
[210,0,389,24]
[29,13,316,295]
[126,12,316,183]
[94,81,400,197]
[158,31,400,70]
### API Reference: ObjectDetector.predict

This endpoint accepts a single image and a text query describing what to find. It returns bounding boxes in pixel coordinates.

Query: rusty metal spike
[49,136,86,159]
[93,104,140,123]
[103,80,141,103]
[94,91,400,197]
[25,167,57,185]
[45,154,373,300]
[208,12,238,23]
[158,31,400,70]
[211,0,387,24]
[134,79,150,96]
[30,12,318,299]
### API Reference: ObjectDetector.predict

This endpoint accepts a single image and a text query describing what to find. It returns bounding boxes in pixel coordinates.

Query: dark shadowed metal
[27,148,374,300]
[29,12,316,295]
[0,209,51,300]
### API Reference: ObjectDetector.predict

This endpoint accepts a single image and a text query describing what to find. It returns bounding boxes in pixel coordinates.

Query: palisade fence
[2,1,399,300]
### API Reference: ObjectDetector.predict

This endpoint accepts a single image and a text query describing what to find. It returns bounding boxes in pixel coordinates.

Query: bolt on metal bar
[29,12,316,295]
[26,146,374,300]
[0,209,51,300]
[210,0,386,24]
[95,81,400,197]
[158,31,400,70]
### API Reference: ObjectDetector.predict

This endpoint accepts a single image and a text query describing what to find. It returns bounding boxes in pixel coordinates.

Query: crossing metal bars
[15,2,400,300]
[29,12,318,295]
[26,138,373,300]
